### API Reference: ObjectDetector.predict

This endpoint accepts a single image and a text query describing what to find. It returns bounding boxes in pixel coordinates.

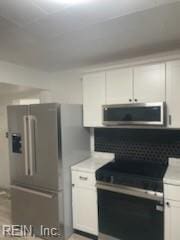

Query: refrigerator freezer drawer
[11,186,64,240]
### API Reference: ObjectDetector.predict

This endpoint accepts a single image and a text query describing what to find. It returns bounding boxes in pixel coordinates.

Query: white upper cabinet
[82,62,167,127]
[83,72,106,127]
[166,60,180,128]
[134,63,166,103]
[106,68,133,104]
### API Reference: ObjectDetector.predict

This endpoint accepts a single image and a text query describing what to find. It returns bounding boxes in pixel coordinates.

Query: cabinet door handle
[166,202,170,207]
[169,115,172,126]
[79,176,88,181]
[134,99,138,102]
[129,99,132,102]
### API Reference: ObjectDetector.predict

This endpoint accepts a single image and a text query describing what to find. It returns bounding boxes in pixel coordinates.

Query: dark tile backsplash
[95,128,180,164]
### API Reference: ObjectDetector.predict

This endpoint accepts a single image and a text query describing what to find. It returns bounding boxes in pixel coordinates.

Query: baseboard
[74,229,98,240]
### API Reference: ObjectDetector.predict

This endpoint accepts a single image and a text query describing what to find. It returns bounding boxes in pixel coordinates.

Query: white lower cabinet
[72,170,98,236]
[165,199,180,240]
[72,186,98,235]
[164,184,180,240]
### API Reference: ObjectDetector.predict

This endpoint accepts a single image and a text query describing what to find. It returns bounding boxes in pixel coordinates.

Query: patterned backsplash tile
[95,128,180,164]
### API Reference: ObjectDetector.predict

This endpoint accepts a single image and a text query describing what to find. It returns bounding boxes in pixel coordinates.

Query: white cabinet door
[166,60,180,128]
[83,72,106,127]
[165,200,180,240]
[106,68,133,104]
[72,186,98,235]
[134,63,165,103]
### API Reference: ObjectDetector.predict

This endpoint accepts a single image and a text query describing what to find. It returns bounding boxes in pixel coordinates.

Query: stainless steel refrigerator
[7,103,90,239]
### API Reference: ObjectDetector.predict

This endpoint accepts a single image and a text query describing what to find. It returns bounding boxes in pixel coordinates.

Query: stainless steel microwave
[103,102,166,126]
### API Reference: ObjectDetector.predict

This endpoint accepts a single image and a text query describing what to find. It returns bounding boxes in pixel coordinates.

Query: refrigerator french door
[7,105,33,187]
[8,103,60,190]
[7,103,90,239]
[28,103,60,191]
[8,103,61,239]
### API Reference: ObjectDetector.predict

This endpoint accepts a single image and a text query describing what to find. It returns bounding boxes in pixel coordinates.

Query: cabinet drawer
[72,171,95,188]
[164,184,180,201]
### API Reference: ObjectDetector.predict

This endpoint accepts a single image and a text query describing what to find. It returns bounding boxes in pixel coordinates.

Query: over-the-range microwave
[103,102,166,126]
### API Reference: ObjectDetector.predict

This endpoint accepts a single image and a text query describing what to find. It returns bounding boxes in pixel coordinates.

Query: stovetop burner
[96,159,168,192]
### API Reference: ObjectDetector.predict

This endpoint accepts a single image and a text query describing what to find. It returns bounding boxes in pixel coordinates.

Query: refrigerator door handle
[23,116,29,176]
[11,185,55,199]
[28,115,37,176]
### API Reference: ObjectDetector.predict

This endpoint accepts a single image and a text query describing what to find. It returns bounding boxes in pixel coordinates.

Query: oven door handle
[96,182,163,202]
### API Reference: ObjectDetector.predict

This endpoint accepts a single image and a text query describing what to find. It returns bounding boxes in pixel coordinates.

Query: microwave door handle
[28,116,37,176]
[23,116,29,176]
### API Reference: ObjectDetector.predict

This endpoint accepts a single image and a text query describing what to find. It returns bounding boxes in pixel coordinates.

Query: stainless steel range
[96,159,168,240]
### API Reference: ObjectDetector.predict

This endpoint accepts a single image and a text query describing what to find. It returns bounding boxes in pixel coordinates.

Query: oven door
[97,184,164,240]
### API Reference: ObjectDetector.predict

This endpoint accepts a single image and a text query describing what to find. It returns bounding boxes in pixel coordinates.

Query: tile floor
[0,192,90,240]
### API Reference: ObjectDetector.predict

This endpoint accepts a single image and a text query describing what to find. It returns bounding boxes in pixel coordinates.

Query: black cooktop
[96,159,168,192]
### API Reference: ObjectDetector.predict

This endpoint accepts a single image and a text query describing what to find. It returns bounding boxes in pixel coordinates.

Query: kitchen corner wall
[48,70,83,104]
[0,60,83,104]
[0,60,50,89]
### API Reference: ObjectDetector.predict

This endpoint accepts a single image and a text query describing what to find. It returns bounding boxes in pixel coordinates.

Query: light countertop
[164,158,180,186]
[71,153,114,173]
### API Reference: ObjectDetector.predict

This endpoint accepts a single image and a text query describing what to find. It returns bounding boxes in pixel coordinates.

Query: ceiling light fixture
[55,0,91,5]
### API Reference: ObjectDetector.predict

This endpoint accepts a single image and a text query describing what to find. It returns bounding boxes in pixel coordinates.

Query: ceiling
[0,0,180,72]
